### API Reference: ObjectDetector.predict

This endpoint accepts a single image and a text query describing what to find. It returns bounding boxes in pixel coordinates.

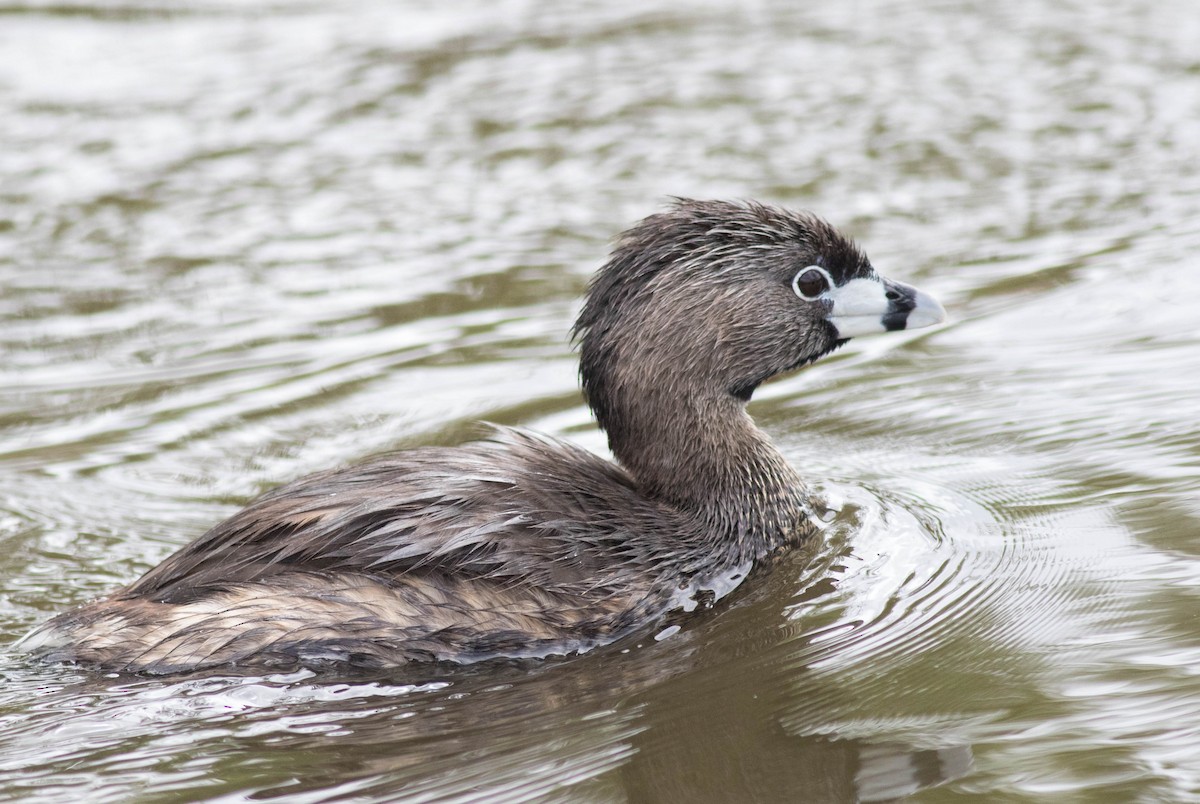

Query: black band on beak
[882,279,918,331]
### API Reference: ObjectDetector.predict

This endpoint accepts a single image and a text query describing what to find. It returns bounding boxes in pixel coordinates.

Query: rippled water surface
[3,0,1199,801]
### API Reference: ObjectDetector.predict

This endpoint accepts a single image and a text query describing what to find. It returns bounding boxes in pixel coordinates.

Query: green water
[2,1,1198,800]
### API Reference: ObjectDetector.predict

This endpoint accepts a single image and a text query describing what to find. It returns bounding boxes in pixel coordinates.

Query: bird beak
[827,275,946,338]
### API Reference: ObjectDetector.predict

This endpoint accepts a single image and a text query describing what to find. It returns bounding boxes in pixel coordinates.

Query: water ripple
[3,0,1200,800]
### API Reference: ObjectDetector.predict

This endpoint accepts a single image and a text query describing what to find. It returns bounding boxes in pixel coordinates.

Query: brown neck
[600,384,810,559]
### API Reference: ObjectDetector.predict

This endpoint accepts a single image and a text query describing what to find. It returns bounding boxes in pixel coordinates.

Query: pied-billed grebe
[21,199,944,674]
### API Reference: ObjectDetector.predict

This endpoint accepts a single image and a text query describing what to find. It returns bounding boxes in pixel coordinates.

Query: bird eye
[792,266,832,300]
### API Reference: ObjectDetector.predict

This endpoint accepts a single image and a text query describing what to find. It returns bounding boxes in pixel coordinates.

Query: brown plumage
[20,199,944,674]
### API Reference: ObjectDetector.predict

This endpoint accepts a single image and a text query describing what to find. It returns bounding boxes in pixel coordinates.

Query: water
[2,0,1199,800]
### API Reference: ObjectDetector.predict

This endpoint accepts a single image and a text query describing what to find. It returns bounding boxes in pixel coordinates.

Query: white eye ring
[792,265,833,301]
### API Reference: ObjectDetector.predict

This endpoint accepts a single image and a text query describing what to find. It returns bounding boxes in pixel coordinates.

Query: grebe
[21,199,945,674]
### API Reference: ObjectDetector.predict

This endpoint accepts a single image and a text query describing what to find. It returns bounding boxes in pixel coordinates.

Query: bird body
[21,200,944,674]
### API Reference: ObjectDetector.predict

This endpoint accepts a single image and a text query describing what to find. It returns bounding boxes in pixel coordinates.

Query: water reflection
[3,0,1200,800]
[2,574,975,803]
